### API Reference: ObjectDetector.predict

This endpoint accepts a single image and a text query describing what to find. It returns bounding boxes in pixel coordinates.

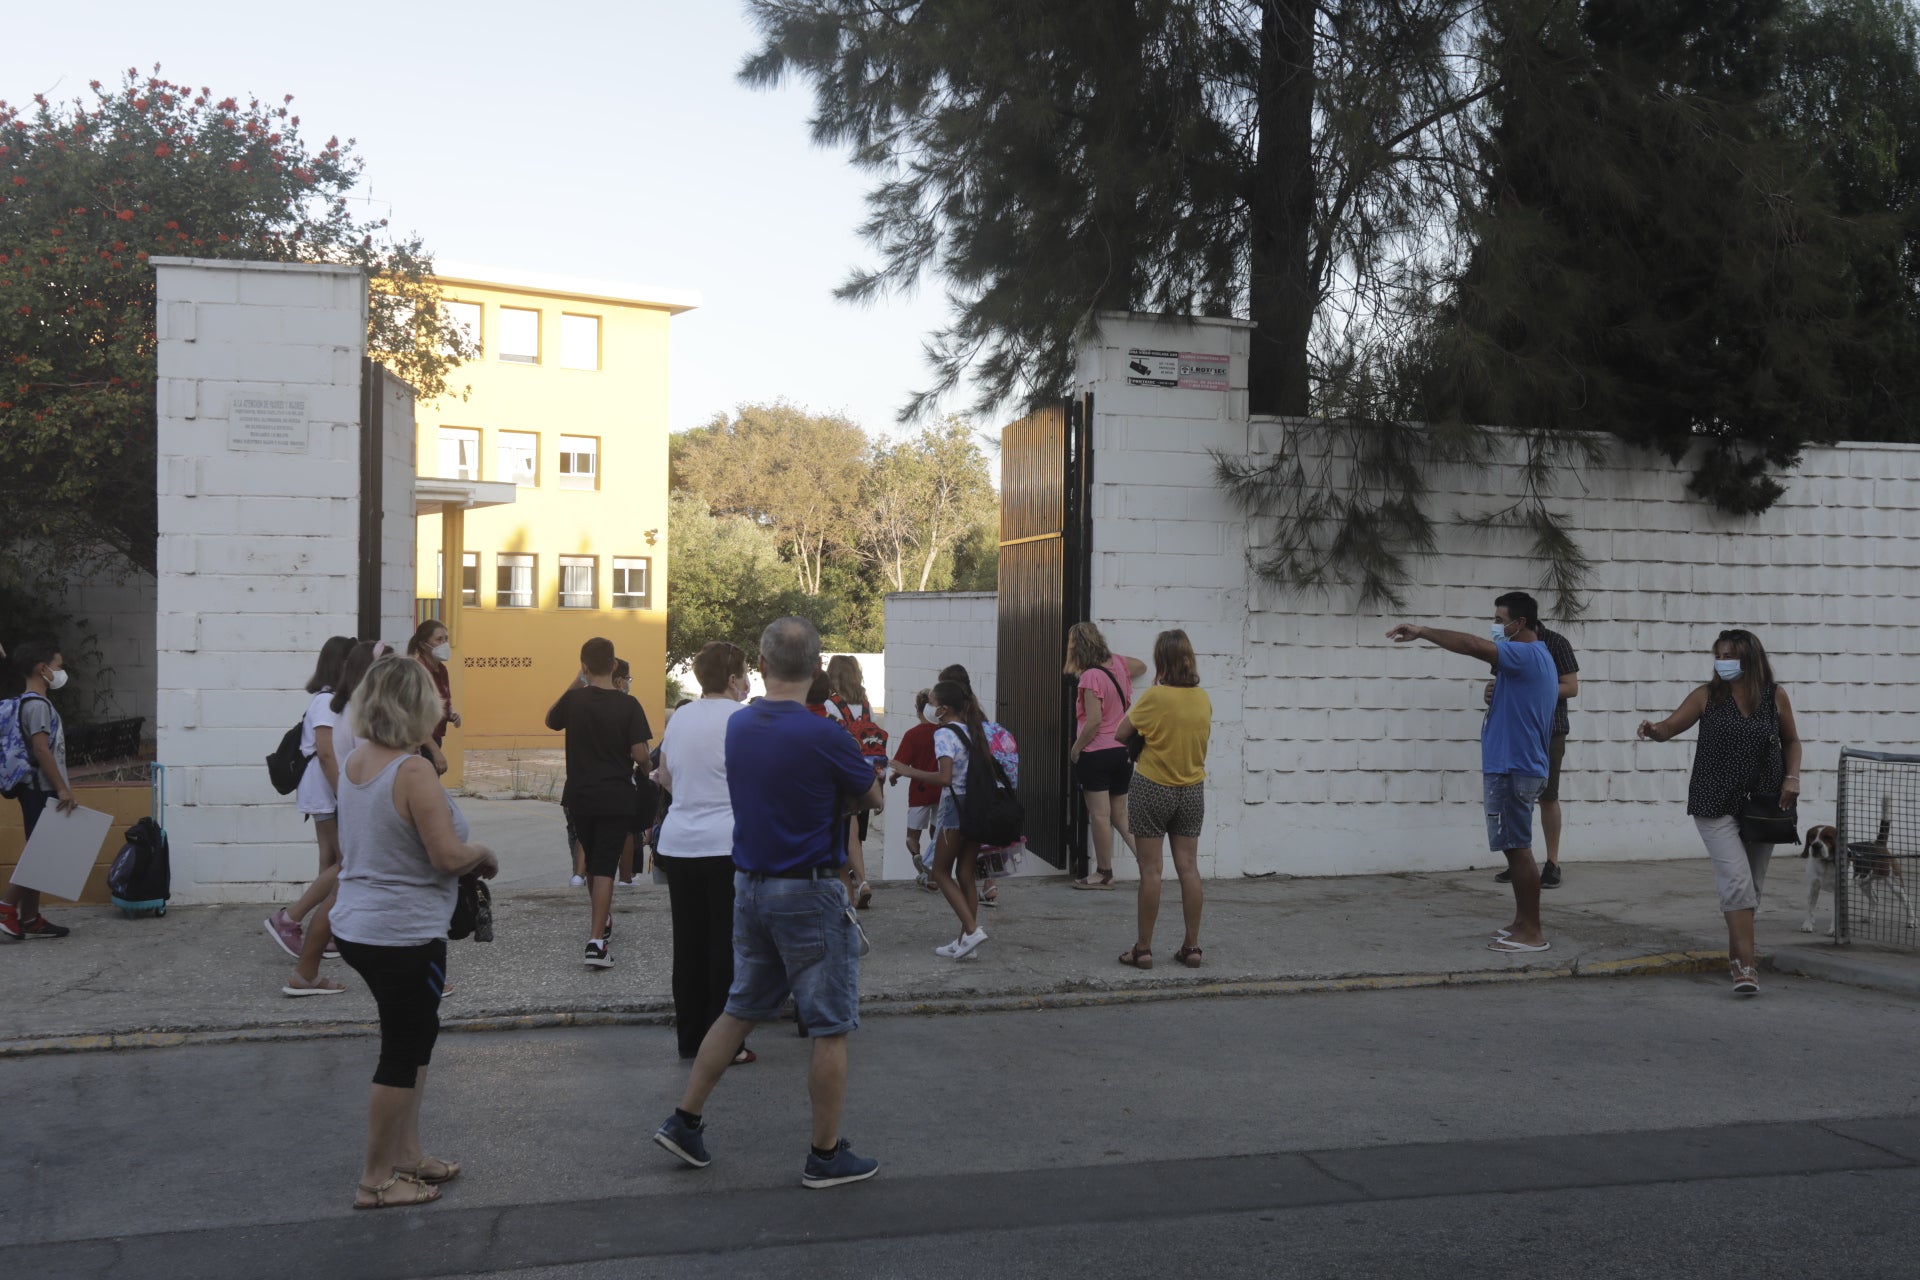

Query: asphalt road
[7,973,1918,1278]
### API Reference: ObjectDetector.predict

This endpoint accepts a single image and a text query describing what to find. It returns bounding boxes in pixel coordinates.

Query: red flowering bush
[0,67,474,575]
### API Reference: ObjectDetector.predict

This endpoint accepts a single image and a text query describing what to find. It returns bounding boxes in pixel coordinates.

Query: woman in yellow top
[1115,629,1213,970]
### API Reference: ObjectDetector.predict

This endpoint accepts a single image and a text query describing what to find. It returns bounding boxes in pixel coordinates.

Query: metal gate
[1835,748,1920,949]
[996,395,1093,870]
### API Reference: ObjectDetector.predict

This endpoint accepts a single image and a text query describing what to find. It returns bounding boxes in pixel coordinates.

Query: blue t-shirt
[1482,640,1557,778]
[725,699,876,873]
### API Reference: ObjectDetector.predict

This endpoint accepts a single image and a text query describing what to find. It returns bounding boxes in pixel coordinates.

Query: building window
[561,314,601,371]
[558,435,598,490]
[497,431,538,487]
[435,551,480,606]
[498,307,540,363]
[612,557,651,610]
[559,555,597,609]
[442,300,481,356]
[496,553,536,608]
[438,428,480,480]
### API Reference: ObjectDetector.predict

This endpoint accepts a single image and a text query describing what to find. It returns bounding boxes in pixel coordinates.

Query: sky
[0,0,968,439]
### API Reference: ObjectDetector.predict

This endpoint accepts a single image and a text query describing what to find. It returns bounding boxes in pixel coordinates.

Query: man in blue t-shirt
[1388,591,1559,954]
[654,616,884,1190]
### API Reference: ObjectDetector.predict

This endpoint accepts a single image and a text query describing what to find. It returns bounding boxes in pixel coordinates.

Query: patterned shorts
[1127,774,1205,839]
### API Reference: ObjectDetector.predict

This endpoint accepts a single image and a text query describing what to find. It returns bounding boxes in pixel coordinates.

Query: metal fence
[1835,748,1920,948]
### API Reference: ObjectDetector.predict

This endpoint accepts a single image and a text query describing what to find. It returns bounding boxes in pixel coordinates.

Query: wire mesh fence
[1836,749,1920,949]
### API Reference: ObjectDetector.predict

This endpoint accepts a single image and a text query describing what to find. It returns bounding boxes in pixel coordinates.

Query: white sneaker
[569,874,586,888]
[953,928,988,958]
[934,937,965,958]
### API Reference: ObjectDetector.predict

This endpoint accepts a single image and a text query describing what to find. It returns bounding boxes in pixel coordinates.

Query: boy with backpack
[1,640,78,939]
[545,637,652,969]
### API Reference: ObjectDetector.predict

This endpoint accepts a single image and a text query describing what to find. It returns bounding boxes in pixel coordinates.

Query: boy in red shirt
[890,689,943,891]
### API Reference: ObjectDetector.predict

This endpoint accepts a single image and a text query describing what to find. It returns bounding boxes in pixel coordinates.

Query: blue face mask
[1714,659,1743,682]
[1490,621,1510,642]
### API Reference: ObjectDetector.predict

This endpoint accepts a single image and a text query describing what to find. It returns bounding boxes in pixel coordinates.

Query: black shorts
[571,809,629,878]
[1074,746,1134,794]
[1541,734,1568,803]
[337,937,445,1089]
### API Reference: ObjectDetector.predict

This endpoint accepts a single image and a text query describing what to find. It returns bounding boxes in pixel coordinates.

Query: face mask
[431,643,451,662]
[1714,659,1743,682]
[45,668,68,691]
[1490,621,1510,642]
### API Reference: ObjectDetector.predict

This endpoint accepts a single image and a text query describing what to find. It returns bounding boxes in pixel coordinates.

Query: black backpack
[108,817,171,910]
[265,720,309,795]
[942,725,1025,848]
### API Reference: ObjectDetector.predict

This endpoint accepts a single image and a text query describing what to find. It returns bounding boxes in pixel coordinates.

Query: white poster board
[12,805,114,902]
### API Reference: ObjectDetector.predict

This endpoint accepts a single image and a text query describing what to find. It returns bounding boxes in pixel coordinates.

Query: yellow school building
[413,264,696,776]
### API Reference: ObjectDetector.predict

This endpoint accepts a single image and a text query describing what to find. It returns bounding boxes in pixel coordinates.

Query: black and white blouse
[1686,684,1785,819]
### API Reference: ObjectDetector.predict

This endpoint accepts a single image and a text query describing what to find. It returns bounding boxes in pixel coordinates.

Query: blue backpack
[0,692,52,798]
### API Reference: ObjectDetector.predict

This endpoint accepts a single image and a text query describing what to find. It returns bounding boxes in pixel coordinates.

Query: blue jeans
[1483,772,1547,852]
[723,872,861,1037]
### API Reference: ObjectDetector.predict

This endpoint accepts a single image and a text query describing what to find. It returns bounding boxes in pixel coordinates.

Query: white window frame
[612,556,651,610]
[439,428,481,481]
[558,435,599,490]
[497,306,541,363]
[560,313,601,371]
[496,553,536,609]
[558,555,597,610]
[497,430,539,487]
[442,300,481,356]
[435,551,480,606]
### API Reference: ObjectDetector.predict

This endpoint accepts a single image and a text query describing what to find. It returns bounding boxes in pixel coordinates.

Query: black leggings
[656,856,736,1058]
[337,937,445,1088]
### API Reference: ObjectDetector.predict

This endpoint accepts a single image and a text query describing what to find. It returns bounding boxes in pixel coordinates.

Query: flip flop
[1487,938,1550,954]
[283,977,348,996]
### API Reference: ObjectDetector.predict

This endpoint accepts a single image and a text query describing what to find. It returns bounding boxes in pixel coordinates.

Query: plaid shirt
[1536,625,1579,738]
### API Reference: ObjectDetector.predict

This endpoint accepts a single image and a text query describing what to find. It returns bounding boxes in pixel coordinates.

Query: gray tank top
[331,753,470,947]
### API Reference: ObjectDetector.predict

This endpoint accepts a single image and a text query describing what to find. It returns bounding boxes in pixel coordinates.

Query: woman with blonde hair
[824,654,880,909]
[332,655,498,1209]
[1116,630,1213,969]
[1064,622,1148,890]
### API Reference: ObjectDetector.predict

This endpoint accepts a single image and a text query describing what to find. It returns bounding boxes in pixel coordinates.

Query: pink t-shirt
[1076,656,1133,752]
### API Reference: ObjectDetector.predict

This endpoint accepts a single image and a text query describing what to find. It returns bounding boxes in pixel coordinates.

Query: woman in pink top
[1064,622,1148,889]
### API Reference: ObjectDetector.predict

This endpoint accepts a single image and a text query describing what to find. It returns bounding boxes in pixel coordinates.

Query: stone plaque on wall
[228,397,310,453]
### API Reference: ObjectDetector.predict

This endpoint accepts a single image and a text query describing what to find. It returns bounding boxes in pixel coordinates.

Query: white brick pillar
[153,257,369,901]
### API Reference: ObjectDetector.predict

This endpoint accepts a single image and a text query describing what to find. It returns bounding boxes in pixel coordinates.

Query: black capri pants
[337,937,446,1088]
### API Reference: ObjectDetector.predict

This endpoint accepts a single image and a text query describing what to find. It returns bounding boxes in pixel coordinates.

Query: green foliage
[670,403,1000,654]
[0,67,472,575]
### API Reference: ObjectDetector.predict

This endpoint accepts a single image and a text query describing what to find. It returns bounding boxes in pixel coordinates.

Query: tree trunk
[1248,0,1317,417]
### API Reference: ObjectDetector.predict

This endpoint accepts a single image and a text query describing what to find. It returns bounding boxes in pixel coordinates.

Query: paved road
[7,974,1917,1277]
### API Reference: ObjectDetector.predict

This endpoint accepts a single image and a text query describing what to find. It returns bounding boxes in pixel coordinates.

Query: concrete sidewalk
[2,798,1914,1051]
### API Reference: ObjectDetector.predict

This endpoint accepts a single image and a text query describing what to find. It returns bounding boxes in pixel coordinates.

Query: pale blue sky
[1,0,963,437]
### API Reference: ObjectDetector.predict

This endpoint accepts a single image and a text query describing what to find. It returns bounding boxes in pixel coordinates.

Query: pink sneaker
[263,910,304,959]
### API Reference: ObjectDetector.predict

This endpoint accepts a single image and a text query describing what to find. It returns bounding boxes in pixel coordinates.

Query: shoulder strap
[1093,662,1130,710]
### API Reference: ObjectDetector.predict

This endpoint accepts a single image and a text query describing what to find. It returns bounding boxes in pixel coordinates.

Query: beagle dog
[1802,810,1918,934]
[1799,825,1841,935]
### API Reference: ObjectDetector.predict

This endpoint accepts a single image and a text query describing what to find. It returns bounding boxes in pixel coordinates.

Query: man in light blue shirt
[1388,592,1559,954]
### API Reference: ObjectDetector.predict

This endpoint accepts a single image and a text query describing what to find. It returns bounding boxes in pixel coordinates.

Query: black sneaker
[1541,862,1562,889]
[584,938,612,969]
[20,913,70,938]
[1493,868,1513,884]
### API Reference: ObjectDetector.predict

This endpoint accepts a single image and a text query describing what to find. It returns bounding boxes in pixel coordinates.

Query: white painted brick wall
[153,258,371,902]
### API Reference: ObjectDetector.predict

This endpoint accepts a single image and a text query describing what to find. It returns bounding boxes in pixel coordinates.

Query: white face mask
[44,668,68,691]
[431,642,451,662]
[924,705,945,725]
[1490,621,1511,642]
[1714,659,1743,682]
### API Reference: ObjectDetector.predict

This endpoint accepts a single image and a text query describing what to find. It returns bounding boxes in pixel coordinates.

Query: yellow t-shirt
[1130,685,1212,787]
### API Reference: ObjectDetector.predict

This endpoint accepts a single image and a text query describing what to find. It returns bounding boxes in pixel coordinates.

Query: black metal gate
[996,395,1093,870]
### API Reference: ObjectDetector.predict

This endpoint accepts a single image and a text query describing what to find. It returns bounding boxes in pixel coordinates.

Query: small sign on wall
[229,397,310,453]
[1125,349,1230,391]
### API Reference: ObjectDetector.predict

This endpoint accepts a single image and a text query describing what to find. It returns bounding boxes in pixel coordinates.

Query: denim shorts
[936,792,962,832]
[1484,772,1547,852]
[724,871,861,1037]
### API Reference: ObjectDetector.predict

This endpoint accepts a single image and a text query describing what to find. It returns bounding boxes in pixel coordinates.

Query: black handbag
[1093,664,1145,763]
[449,874,493,942]
[1735,686,1798,844]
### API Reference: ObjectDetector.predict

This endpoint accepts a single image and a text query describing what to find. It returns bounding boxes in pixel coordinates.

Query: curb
[0,948,1733,1059]
[1766,945,1920,999]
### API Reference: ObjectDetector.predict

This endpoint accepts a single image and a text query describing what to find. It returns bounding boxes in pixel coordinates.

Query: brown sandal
[1174,945,1203,969]
[1119,946,1153,969]
[1074,869,1116,891]
[395,1155,461,1184]
[354,1171,441,1209]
